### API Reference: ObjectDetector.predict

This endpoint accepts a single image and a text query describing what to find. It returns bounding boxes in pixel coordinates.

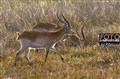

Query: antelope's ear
[16,32,20,36]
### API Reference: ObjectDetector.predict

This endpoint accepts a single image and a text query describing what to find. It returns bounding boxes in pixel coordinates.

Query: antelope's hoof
[14,63,16,66]
[61,58,65,62]
[28,62,33,66]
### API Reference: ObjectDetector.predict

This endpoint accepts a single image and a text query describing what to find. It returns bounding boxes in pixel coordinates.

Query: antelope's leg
[14,48,26,66]
[51,45,64,62]
[45,47,50,62]
[24,49,32,65]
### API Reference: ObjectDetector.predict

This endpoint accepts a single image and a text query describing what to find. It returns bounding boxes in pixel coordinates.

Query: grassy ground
[1,46,120,79]
[0,0,120,79]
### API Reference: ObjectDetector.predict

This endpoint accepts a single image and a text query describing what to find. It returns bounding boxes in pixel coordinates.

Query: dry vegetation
[0,0,120,79]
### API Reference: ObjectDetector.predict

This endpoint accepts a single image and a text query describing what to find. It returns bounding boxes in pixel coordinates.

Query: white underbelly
[29,47,45,50]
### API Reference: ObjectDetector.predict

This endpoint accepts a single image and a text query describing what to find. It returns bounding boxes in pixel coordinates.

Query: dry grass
[1,46,120,79]
[0,0,120,79]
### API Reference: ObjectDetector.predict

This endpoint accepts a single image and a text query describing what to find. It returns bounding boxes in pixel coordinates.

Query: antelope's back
[33,23,61,32]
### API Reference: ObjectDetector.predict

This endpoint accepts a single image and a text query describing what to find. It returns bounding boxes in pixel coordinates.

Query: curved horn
[75,25,85,40]
[81,25,85,40]
[61,13,70,27]
[56,11,64,23]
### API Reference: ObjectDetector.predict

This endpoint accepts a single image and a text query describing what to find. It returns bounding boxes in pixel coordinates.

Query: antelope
[62,25,85,48]
[32,14,85,48]
[33,25,85,48]
[14,14,74,66]
[31,13,71,52]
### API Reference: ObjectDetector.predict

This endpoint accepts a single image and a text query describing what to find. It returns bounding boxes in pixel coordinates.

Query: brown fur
[33,23,61,32]
[63,34,80,45]
[18,27,64,41]
[69,34,80,42]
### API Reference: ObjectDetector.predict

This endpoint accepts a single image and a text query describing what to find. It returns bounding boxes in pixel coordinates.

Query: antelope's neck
[54,27,66,42]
